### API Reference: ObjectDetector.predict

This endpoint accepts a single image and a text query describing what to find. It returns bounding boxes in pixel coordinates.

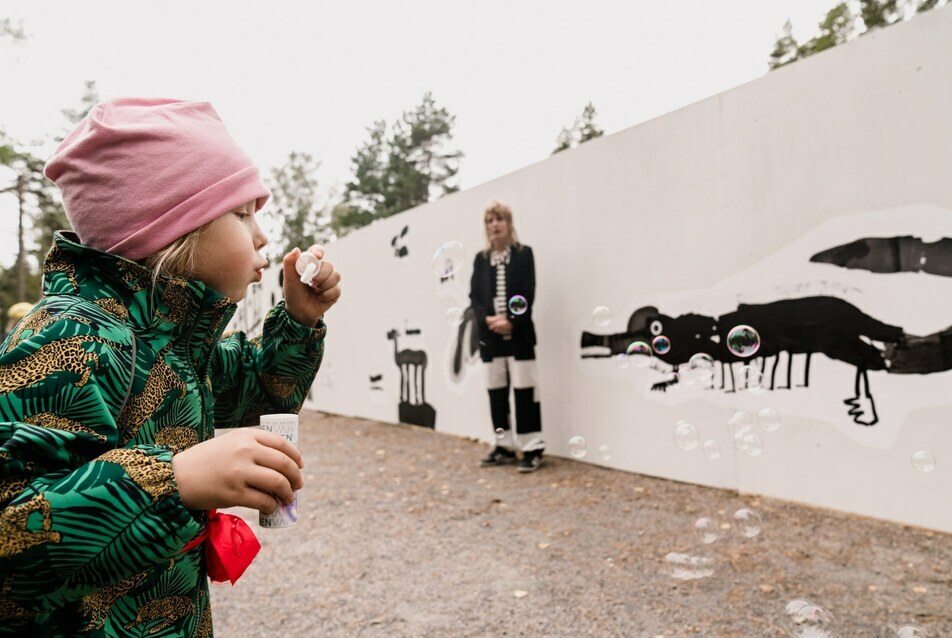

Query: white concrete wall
[234,7,952,532]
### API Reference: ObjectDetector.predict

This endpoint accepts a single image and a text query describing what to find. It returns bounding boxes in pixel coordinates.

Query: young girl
[0,98,341,636]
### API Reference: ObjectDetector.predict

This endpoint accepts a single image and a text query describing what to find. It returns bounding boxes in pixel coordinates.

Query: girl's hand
[283,245,341,327]
[171,428,304,514]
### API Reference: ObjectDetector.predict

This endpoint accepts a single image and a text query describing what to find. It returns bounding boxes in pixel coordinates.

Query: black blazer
[469,244,537,362]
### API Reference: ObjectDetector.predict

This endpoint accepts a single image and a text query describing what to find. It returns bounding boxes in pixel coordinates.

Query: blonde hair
[482,199,520,254]
[142,221,211,286]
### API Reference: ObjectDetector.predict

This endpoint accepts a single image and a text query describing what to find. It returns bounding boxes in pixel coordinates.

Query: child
[0,98,341,636]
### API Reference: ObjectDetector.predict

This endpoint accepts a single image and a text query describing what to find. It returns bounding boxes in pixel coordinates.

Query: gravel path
[210,411,950,637]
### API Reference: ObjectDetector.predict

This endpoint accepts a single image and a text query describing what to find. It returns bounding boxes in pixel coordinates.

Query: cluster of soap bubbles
[672,408,782,460]
[694,508,763,545]
[727,410,775,457]
[673,507,762,581]
[566,436,612,462]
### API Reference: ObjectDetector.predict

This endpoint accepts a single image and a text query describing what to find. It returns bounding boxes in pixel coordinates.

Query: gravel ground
[210,411,950,637]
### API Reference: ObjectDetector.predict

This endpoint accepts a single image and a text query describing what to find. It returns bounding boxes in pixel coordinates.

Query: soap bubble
[494,428,506,440]
[729,411,753,428]
[665,551,714,581]
[598,445,612,462]
[674,420,699,450]
[568,436,588,459]
[694,517,720,545]
[783,600,836,637]
[689,353,716,382]
[741,434,764,457]
[727,325,761,358]
[702,440,721,460]
[446,307,464,326]
[733,508,762,538]
[911,451,936,473]
[758,408,782,431]
[729,411,753,446]
[432,241,465,278]
[508,295,528,315]
[652,335,671,355]
[613,353,629,370]
[626,341,653,368]
[592,306,612,327]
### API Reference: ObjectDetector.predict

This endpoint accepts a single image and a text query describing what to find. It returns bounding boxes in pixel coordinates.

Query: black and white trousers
[485,352,544,453]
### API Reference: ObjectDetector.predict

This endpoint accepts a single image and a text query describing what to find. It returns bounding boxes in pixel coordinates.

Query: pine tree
[264,151,330,258]
[552,102,604,155]
[768,20,800,69]
[343,92,462,231]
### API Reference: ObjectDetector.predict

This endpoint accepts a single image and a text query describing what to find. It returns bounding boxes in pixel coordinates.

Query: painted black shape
[391,225,409,258]
[386,328,436,428]
[579,296,927,427]
[810,236,952,276]
[451,307,479,377]
[369,374,383,383]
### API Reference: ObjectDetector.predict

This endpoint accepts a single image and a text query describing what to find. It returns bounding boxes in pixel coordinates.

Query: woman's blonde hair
[141,221,211,286]
[483,199,520,254]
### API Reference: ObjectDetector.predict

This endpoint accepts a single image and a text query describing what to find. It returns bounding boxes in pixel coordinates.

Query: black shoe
[480,447,517,467]
[517,451,544,473]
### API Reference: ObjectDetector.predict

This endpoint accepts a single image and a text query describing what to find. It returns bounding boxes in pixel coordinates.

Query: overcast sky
[0,0,838,268]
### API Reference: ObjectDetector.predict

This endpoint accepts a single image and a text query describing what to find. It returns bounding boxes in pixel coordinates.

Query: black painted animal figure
[580,296,952,426]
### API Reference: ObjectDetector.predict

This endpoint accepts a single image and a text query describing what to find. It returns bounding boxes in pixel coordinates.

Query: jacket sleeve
[210,301,325,428]
[0,314,202,618]
[469,253,489,336]
[508,246,536,334]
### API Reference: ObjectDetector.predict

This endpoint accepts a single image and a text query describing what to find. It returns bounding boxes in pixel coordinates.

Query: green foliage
[860,0,903,30]
[552,102,604,155]
[264,151,330,258]
[342,92,462,234]
[798,3,855,57]
[768,20,800,70]
[767,0,947,70]
[328,201,371,239]
[0,81,87,303]
[0,145,64,301]
[0,17,25,41]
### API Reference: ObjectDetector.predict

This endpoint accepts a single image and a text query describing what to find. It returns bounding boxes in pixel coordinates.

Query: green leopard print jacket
[0,232,325,636]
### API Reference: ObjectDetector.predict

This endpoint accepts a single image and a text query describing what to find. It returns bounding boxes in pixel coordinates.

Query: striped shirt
[490,247,512,341]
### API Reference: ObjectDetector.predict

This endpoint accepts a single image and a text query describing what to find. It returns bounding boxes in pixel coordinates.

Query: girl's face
[485,213,510,246]
[190,200,269,302]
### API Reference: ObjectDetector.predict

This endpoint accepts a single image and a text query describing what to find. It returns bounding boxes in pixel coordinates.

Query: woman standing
[469,200,544,472]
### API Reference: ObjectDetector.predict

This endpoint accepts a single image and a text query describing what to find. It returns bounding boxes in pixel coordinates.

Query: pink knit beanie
[44,97,270,260]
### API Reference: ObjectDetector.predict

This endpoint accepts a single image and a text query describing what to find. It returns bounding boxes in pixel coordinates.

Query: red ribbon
[182,510,261,584]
